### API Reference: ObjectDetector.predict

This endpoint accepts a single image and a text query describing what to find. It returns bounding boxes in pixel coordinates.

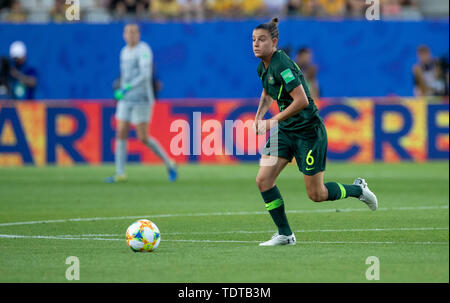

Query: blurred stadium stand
[1,20,448,99]
[419,0,450,18]
[0,0,448,100]
[0,0,448,23]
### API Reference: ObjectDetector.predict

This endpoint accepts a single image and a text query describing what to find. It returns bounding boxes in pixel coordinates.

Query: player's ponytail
[255,17,280,40]
[270,17,279,26]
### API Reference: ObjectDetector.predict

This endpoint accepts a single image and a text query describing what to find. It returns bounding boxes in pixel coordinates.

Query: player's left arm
[10,67,37,87]
[260,83,309,134]
[272,84,309,123]
[273,62,309,123]
[126,46,153,89]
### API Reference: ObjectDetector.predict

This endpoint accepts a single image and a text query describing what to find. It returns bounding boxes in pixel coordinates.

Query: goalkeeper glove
[114,83,132,100]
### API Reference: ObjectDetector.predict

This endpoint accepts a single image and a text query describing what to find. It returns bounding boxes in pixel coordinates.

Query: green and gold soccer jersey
[257,49,321,132]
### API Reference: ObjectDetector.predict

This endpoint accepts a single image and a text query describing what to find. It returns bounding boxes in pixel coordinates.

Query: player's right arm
[114,48,128,100]
[413,64,427,96]
[254,88,273,134]
[255,88,272,120]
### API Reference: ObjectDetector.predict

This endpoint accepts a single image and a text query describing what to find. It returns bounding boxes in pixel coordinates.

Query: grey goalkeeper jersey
[120,41,154,103]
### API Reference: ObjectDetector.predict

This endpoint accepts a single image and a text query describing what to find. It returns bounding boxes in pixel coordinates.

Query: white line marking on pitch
[0,234,121,241]
[58,227,449,237]
[0,205,448,227]
[165,226,450,235]
[0,234,447,245]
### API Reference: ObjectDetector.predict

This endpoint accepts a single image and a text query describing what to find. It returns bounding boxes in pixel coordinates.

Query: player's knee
[307,190,324,202]
[256,176,273,192]
[255,176,265,190]
[116,130,127,140]
[137,135,147,144]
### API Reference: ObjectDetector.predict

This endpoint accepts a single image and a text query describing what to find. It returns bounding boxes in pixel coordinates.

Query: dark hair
[255,17,280,40]
[417,45,430,54]
[297,47,310,55]
[124,22,140,31]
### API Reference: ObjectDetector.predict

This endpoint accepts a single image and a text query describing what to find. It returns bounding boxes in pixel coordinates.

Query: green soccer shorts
[261,122,328,176]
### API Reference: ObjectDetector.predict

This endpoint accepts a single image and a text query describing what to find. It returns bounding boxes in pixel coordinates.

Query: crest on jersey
[268,75,275,85]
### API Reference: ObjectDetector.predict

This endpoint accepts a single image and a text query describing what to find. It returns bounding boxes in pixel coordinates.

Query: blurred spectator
[50,0,71,22]
[136,0,148,19]
[286,0,301,16]
[439,52,449,96]
[398,0,422,19]
[382,0,422,19]
[381,0,402,17]
[0,0,12,11]
[238,0,266,17]
[8,41,38,100]
[412,45,446,97]
[263,0,287,17]
[295,47,320,100]
[150,0,181,21]
[0,0,445,22]
[346,0,366,17]
[110,0,148,20]
[317,0,346,17]
[0,56,10,99]
[178,0,206,21]
[205,0,238,18]
[300,0,323,17]
[112,0,126,19]
[5,0,27,22]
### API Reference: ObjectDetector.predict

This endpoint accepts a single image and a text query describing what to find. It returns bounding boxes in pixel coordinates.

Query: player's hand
[252,119,263,135]
[253,119,273,135]
[252,120,258,134]
[114,89,124,100]
[114,84,132,101]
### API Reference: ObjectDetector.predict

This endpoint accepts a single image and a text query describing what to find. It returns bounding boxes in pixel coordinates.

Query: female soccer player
[252,18,378,246]
[105,23,177,183]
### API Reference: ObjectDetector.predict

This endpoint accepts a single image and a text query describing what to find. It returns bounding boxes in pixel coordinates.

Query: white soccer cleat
[259,232,296,246]
[353,178,378,211]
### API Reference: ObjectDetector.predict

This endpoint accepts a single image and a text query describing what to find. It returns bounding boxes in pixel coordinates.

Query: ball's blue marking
[134,229,143,241]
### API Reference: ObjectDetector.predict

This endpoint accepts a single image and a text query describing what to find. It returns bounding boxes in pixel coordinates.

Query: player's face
[418,50,431,63]
[13,57,26,66]
[124,25,140,47]
[252,29,276,59]
[298,52,311,64]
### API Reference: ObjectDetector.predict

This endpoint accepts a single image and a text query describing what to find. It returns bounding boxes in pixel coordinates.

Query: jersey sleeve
[127,44,153,89]
[276,58,301,93]
[139,44,153,67]
[256,63,263,80]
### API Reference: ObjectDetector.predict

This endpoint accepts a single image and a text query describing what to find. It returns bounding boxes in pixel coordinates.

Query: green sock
[261,186,292,236]
[324,182,362,201]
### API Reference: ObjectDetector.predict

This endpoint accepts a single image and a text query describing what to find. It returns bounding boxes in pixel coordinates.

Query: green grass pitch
[0,162,448,282]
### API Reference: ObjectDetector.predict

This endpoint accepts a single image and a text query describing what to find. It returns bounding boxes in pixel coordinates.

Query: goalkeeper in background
[106,23,177,183]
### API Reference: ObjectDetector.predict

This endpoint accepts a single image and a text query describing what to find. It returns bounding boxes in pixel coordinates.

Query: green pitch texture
[0,162,448,282]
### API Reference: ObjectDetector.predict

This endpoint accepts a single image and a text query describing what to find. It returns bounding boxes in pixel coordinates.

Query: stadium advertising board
[0,98,448,166]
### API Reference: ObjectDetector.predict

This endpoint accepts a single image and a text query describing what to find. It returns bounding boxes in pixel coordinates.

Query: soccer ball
[126,219,161,252]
